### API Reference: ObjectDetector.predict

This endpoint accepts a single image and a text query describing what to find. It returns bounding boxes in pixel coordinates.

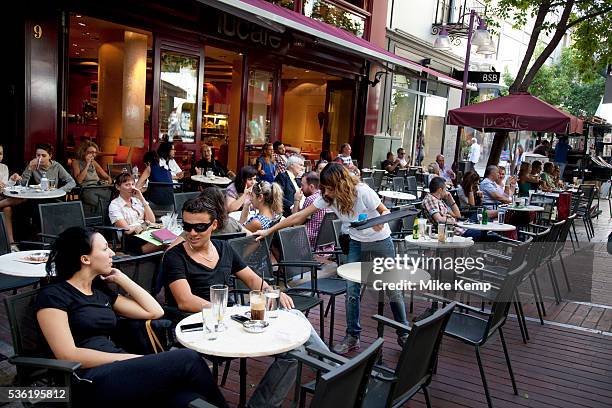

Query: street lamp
[433,9,494,170]
[433,26,452,51]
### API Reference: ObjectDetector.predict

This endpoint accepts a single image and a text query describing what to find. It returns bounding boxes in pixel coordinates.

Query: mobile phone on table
[231,314,250,323]
[180,322,204,332]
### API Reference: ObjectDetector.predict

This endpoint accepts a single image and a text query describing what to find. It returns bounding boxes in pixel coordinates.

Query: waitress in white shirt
[254,163,409,354]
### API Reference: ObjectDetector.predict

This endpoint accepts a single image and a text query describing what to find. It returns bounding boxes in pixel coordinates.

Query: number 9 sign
[33,25,43,39]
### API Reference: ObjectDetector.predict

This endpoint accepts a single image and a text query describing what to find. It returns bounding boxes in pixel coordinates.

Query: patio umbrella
[448,92,583,134]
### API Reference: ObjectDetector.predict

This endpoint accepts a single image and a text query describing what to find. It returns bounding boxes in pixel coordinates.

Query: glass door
[325,80,356,155]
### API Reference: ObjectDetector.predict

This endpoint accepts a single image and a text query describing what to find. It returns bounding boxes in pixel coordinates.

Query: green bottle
[413,217,419,239]
[482,207,489,225]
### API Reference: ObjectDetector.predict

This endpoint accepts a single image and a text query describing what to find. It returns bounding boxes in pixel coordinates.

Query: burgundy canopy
[447,92,583,134]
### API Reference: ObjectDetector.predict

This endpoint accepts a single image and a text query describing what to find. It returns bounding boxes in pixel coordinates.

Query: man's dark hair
[428,176,446,193]
[302,171,320,188]
[386,152,393,159]
[543,162,554,173]
[35,143,54,157]
[273,141,283,151]
[532,160,542,171]
[484,165,498,178]
[182,196,217,220]
[397,147,404,154]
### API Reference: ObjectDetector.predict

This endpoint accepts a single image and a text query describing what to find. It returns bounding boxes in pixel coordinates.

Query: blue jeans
[346,237,409,338]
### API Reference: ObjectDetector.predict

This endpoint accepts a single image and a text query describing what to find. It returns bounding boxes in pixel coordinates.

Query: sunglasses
[182,221,214,233]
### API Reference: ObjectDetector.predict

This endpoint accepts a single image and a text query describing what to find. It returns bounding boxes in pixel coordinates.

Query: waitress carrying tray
[350,208,419,230]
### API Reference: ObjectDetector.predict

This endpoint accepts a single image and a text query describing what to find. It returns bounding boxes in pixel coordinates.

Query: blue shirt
[150,162,172,183]
[554,141,570,163]
[257,157,276,183]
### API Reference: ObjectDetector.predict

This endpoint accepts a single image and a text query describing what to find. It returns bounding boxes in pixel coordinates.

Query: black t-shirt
[381,159,398,174]
[162,240,247,305]
[36,280,122,354]
[194,159,228,177]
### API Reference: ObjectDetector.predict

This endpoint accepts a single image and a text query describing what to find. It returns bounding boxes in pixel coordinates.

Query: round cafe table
[502,205,544,212]
[0,250,50,278]
[229,210,256,222]
[456,221,516,232]
[404,235,475,249]
[190,175,232,186]
[2,187,66,200]
[378,190,416,201]
[176,306,311,408]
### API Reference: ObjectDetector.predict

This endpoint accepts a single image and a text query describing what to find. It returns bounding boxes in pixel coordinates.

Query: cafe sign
[214,12,284,50]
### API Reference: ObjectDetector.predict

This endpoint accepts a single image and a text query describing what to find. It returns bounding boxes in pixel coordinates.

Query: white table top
[337,261,430,285]
[191,175,232,185]
[228,211,255,221]
[175,306,311,358]
[404,235,475,249]
[532,191,559,198]
[0,250,49,278]
[457,221,516,232]
[378,190,416,200]
[503,205,545,212]
[3,187,66,200]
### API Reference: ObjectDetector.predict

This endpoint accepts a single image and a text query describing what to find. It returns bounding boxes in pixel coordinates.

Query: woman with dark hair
[255,142,276,183]
[36,227,227,408]
[518,162,540,197]
[225,166,257,212]
[135,151,172,190]
[158,141,183,181]
[11,143,76,192]
[253,163,409,354]
[109,172,157,254]
[457,170,482,207]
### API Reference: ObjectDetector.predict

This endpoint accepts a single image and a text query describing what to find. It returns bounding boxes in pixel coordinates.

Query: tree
[485,0,612,166]
[504,48,606,116]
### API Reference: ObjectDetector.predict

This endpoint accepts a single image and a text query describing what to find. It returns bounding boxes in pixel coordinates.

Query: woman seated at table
[540,162,557,190]
[240,181,283,232]
[158,141,184,181]
[456,170,482,208]
[71,140,112,186]
[552,165,565,189]
[255,142,277,183]
[496,165,516,197]
[109,173,159,254]
[204,187,251,235]
[0,144,17,246]
[135,151,173,190]
[225,166,257,212]
[194,144,234,178]
[36,227,227,408]
[10,143,76,192]
[333,143,360,176]
[427,162,441,184]
[517,162,541,196]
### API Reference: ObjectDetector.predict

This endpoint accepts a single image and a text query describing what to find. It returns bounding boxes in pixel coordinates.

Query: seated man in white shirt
[435,154,456,183]
[480,165,512,209]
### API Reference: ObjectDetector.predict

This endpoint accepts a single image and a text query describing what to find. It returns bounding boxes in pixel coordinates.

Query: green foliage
[503,48,605,116]
[485,0,612,83]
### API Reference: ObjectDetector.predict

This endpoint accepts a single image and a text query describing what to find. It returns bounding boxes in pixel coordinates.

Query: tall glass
[265,286,281,318]
[210,285,228,332]
[249,290,266,321]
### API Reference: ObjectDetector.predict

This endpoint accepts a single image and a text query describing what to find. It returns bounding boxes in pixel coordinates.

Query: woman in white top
[157,141,183,181]
[108,173,157,254]
[254,163,409,354]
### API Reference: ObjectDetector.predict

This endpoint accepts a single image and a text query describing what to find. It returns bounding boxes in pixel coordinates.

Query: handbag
[113,318,173,354]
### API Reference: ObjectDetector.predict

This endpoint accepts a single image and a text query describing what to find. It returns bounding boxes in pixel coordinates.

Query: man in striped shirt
[292,171,331,249]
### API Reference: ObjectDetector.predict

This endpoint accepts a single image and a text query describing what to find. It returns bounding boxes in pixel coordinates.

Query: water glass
[265,286,281,318]
[477,213,483,224]
[418,218,427,238]
[426,224,434,239]
[210,285,228,332]
[498,209,506,224]
[48,179,57,190]
[437,223,446,243]
[445,228,454,242]
[202,308,217,340]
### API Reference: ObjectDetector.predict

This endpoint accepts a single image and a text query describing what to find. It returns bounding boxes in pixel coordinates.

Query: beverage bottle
[40,172,49,191]
[481,207,488,225]
[412,217,419,239]
[132,166,139,182]
[551,206,558,221]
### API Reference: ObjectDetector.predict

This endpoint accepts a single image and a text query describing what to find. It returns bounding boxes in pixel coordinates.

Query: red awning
[198,0,470,89]
[447,92,584,134]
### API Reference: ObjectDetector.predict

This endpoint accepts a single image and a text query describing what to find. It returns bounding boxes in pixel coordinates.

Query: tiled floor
[0,200,610,407]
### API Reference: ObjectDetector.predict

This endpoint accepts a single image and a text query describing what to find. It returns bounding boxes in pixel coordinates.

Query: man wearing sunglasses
[163,196,329,408]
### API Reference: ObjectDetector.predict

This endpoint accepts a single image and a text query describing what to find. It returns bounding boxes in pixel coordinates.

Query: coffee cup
[249,290,266,321]
[206,170,214,178]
